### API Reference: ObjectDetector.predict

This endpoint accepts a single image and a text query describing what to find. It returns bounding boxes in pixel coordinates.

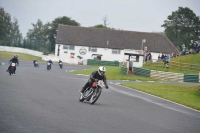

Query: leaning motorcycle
[9,62,16,75]
[79,80,104,104]
[59,62,63,69]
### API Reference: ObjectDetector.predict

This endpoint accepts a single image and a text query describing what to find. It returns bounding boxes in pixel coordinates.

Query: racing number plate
[11,63,15,66]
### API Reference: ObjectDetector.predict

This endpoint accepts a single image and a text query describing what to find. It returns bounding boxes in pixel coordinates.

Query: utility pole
[102,15,109,27]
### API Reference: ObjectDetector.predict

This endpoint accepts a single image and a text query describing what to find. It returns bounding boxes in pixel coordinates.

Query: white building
[55,24,177,67]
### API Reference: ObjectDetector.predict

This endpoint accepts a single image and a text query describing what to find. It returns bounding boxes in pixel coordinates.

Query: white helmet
[98,66,106,76]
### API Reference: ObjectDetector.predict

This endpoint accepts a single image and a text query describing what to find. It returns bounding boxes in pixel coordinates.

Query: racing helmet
[98,66,106,76]
[14,55,18,59]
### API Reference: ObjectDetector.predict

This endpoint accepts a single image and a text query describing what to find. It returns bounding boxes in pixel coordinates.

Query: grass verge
[122,83,200,111]
[0,51,43,61]
[72,66,159,81]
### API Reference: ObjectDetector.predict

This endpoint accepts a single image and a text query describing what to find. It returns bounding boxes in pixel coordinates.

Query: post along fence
[150,61,200,72]
[132,67,200,83]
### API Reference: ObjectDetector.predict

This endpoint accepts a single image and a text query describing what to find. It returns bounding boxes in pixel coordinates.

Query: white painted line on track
[109,84,200,114]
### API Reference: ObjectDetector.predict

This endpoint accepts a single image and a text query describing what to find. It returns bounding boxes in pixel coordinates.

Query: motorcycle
[59,62,63,69]
[47,62,51,70]
[79,80,104,104]
[9,62,16,75]
[34,61,39,68]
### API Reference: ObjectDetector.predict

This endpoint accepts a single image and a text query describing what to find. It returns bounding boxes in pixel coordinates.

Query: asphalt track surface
[0,60,200,133]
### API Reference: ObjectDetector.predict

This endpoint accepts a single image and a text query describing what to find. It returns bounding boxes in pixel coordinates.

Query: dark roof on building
[56,24,177,53]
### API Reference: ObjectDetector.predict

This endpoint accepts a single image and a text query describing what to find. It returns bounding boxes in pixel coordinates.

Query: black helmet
[14,55,18,59]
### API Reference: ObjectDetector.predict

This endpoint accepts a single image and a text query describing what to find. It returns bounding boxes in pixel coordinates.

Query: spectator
[182,44,186,55]
[145,51,149,62]
[163,54,170,68]
[148,52,152,61]
[161,53,165,60]
[158,52,162,60]
[197,42,200,53]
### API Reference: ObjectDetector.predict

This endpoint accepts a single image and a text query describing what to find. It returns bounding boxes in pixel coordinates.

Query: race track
[0,60,200,133]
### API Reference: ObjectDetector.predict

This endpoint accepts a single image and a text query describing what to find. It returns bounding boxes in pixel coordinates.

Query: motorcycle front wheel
[79,93,84,102]
[90,87,102,104]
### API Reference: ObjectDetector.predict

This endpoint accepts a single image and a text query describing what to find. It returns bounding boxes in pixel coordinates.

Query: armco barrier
[133,67,150,77]
[121,67,128,75]
[184,74,199,83]
[87,59,119,66]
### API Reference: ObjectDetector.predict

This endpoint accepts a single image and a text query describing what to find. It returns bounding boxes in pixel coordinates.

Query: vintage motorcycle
[34,61,39,68]
[79,80,104,104]
[47,62,51,70]
[9,62,16,75]
[59,62,63,69]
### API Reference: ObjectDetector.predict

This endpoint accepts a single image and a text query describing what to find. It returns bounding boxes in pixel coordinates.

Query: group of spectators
[143,41,200,64]
[165,41,200,58]
[181,41,200,55]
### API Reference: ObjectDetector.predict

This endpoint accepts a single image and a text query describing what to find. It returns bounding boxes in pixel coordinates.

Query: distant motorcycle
[34,61,39,68]
[59,62,63,69]
[79,80,104,104]
[47,62,51,70]
[9,62,16,75]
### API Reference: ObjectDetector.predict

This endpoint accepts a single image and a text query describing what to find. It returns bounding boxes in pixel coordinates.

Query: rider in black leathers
[33,59,36,64]
[58,60,62,63]
[80,66,109,94]
[47,59,53,69]
[33,59,39,67]
[6,55,19,73]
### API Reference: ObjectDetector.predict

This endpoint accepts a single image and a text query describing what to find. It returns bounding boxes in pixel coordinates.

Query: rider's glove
[105,85,109,89]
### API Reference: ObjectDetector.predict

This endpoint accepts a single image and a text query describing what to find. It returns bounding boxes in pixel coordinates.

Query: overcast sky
[0,0,200,37]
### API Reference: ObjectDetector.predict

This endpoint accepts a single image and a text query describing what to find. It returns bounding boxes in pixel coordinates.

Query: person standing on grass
[182,44,186,55]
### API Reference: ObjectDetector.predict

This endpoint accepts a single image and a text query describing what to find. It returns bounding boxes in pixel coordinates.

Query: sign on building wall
[79,47,87,55]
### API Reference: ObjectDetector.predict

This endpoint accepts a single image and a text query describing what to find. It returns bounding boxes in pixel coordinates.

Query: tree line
[162,7,200,50]
[0,6,199,54]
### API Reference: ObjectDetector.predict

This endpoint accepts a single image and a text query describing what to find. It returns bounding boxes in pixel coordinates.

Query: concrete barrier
[0,46,43,57]
[150,70,184,82]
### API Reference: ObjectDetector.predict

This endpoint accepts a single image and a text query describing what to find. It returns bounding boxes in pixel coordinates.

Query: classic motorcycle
[59,62,63,69]
[9,62,16,75]
[47,62,51,70]
[34,61,39,68]
[79,80,104,104]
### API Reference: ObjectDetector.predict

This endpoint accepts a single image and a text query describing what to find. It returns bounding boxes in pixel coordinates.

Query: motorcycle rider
[80,66,109,95]
[47,59,53,69]
[33,59,39,67]
[58,60,63,68]
[33,59,36,64]
[163,54,170,68]
[6,55,19,73]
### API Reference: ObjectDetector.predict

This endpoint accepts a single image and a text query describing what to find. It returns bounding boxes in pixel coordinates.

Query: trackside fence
[133,67,199,83]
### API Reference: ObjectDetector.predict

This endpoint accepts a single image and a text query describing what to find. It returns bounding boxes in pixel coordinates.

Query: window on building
[89,47,97,52]
[69,45,75,50]
[112,49,120,54]
[63,45,68,49]
[63,45,75,50]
